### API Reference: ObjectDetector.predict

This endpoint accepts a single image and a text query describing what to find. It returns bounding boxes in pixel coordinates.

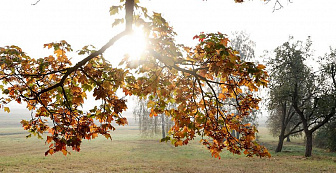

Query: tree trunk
[305,132,313,157]
[275,102,288,152]
[286,136,290,142]
[275,134,285,152]
[139,110,142,132]
[161,114,165,138]
[275,127,286,152]
[154,116,158,135]
[166,116,169,134]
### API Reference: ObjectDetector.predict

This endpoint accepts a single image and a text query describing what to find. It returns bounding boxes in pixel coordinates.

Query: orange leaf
[244,150,249,155]
[175,140,183,146]
[46,136,53,144]
[218,93,225,99]
[149,109,158,117]
[92,133,98,139]
[257,64,266,70]
[62,149,67,156]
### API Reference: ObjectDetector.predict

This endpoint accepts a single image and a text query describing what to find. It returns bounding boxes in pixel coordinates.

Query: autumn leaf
[175,140,183,146]
[110,6,121,15]
[62,149,68,156]
[112,18,124,27]
[46,136,53,144]
[220,38,230,47]
[91,133,98,139]
[257,64,266,70]
[149,109,158,117]
[218,93,225,99]
[3,107,10,113]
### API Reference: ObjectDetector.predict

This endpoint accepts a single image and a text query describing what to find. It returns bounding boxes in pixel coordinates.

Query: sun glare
[114,27,147,63]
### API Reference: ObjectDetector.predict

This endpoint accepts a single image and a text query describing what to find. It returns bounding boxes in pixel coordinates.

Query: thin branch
[31,0,41,5]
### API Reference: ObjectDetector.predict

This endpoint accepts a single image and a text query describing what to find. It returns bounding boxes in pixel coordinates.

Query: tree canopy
[0,0,270,158]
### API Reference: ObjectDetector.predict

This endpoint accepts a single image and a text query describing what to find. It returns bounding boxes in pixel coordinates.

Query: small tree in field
[0,0,270,158]
[266,41,305,152]
[266,99,303,152]
[268,37,336,157]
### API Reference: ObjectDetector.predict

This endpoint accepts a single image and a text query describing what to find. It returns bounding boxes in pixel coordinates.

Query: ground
[0,112,335,172]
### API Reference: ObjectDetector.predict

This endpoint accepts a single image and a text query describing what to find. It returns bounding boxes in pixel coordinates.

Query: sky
[1,0,336,119]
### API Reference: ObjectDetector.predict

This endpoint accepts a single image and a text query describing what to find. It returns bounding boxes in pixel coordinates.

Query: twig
[31,0,41,5]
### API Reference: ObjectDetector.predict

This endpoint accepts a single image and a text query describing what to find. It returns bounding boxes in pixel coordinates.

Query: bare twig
[31,0,41,5]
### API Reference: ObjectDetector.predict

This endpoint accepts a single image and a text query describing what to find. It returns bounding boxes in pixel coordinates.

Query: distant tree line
[133,98,172,138]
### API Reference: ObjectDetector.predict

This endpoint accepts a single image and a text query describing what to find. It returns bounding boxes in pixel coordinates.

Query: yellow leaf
[186,57,195,62]
[222,87,228,93]
[109,6,120,16]
[4,107,10,113]
[54,49,64,58]
[147,100,155,108]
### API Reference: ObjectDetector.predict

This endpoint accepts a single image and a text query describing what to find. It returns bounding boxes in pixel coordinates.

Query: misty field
[0,111,336,172]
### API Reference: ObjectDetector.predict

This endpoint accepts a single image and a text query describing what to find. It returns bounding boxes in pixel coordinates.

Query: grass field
[0,113,336,172]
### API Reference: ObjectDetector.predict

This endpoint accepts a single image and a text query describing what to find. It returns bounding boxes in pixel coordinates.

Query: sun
[112,27,147,63]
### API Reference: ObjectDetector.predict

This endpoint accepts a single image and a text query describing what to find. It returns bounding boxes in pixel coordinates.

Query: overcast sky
[1,0,335,57]
[1,0,336,117]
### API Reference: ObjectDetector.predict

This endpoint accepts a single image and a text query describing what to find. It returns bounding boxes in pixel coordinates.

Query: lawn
[0,116,335,172]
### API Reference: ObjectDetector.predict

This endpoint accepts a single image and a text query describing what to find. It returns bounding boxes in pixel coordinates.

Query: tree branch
[31,0,41,5]
[37,30,129,96]
[125,0,134,32]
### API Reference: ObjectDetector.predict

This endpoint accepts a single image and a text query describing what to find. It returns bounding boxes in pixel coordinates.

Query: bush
[314,120,336,152]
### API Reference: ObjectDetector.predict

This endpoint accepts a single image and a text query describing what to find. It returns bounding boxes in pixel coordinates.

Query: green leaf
[160,136,170,142]
[169,98,176,104]
[3,89,9,94]
[26,134,32,138]
[171,138,177,145]
[82,83,93,92]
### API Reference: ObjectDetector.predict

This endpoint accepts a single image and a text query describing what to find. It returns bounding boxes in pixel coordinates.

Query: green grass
[0,126,335,172]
